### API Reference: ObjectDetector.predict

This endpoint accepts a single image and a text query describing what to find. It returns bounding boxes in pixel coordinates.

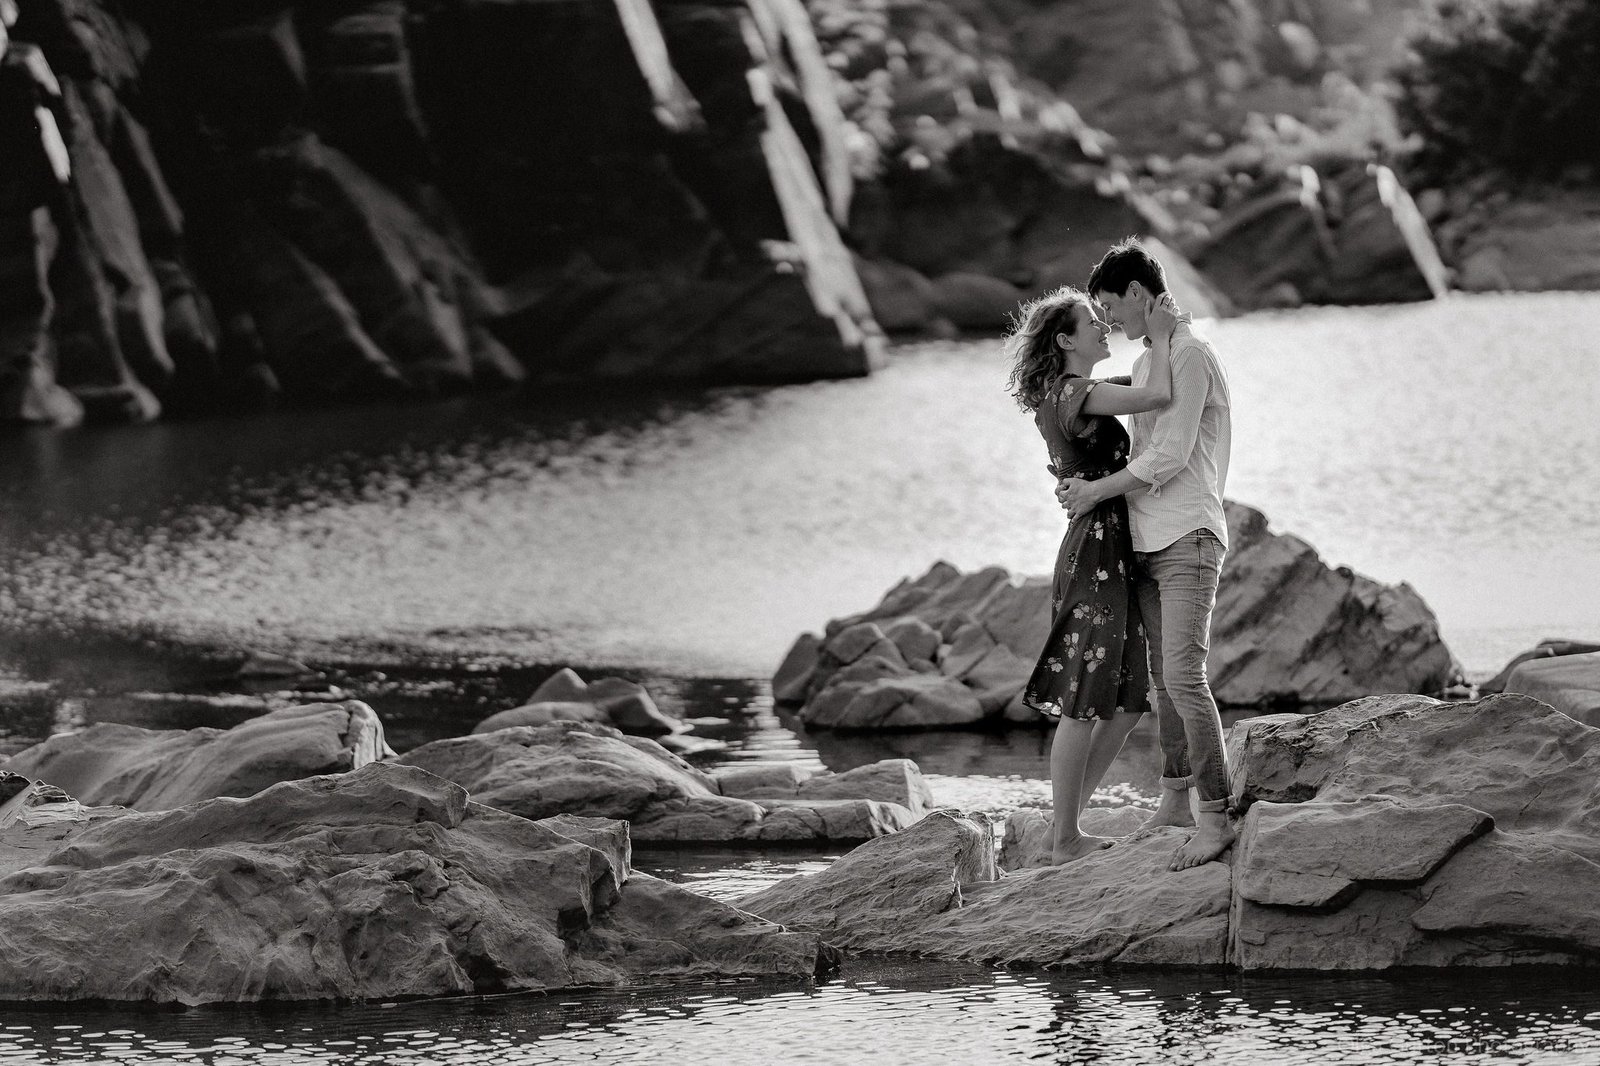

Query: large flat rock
[0,763,834,1003]
[739,810,1230,966]
[1226,693,1600,969]
[398,721,918,844]
[1,701,393,810]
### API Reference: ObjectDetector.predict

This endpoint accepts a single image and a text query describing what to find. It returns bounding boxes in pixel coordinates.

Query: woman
[1004,285,1179,865]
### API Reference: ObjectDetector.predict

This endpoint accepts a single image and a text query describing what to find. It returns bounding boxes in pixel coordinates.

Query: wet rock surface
[1502,650,1600,727]
[0,762,834,1003]
[776,501,1461,728]
[743,692,1600,971]
[1,701,393,810]
[399,720,921,843]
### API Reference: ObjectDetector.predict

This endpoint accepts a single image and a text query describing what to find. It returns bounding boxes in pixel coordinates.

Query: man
[1057,237,1235,871]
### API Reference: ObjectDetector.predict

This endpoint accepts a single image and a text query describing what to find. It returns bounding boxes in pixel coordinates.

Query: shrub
[1394,0,1600,180]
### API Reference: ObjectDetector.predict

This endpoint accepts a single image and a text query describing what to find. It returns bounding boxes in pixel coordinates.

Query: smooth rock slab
[1234,799,1492,908]
[1,701,393,810]
[400,722,917,844]
[0,763,833,1003]
[1504,651,1600,727]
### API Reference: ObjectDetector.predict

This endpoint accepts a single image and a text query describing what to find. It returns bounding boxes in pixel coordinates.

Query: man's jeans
[1133,528,1232,813]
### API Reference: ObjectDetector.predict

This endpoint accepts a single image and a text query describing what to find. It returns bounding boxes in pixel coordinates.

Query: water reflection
[0,965,1595,1065]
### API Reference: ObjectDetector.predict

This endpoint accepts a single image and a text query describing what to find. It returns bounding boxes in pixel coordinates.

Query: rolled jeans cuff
[1196,796,1231,814]
[1159,775,1195,791]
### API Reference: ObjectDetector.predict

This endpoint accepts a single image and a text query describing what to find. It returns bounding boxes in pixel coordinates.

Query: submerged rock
[775,501,1461,727]
[0,763,834,1003]
[1,701,393,810]
[400,720,920,844]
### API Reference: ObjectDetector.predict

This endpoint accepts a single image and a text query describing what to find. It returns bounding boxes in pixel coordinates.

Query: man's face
[1095,283,1148,341]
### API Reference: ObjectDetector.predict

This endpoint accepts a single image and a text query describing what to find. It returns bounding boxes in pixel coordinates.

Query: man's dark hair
[1086,237,1168,299]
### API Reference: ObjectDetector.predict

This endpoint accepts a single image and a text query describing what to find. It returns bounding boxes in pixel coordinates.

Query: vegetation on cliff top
[1396,0,1600,181]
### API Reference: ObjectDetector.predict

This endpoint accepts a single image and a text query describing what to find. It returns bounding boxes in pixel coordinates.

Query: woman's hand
[1147,291,1180,344]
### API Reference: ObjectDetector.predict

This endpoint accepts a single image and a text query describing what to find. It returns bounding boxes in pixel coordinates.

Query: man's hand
[1056,477,1102,519]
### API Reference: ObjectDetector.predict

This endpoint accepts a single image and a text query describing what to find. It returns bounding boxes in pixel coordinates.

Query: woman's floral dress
[1024,375,1152,721]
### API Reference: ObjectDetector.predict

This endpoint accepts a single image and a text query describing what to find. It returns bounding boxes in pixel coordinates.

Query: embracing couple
[1004,238,1235,872]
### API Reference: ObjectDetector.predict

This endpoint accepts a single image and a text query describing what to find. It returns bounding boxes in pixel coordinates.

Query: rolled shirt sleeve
[1125,344,1208,495]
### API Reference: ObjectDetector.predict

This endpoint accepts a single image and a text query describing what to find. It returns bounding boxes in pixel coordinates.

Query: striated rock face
[399,720,921,843]
[0,771,125,879]
[0,762,835,1003]
[1226,693,1600,968]
[1,701,393,810]
[1209,501,1461,705]
[744,692,1600,971]
[775,501,1460,728]
[0,0,879,427]
[1193,161,1449,309]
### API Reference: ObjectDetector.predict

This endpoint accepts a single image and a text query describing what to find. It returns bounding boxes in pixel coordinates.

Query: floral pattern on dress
[1023,375,1152,723]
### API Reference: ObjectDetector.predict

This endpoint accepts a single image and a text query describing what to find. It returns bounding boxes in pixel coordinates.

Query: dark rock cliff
[0,0,882,426]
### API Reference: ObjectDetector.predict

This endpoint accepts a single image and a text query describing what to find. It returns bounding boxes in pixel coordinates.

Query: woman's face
[1067,302,1112,364]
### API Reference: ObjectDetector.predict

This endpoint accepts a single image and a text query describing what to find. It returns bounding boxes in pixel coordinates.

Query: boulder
[928,271,1021,330]
[1,701,393,810]
[474,669,685,738]
[1481,638,1600,694]
[738,810,997,950]
[399,721,918,844]
[1209,501,1462,706]
[713,757,934,817]
[1226,693,1600,969]
[854,255,940,333]
[0,763,835,1003]
[774,501,1461,726]
[1449,187,1600,293]
[1194,161,1448,309]
[1502,651,1600,727]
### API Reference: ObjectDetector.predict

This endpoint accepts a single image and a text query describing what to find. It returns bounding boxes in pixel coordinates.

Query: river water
[1,292,1599,1062]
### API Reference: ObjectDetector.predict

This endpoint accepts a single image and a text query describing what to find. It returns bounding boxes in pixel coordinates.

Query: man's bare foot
[1049,834,1115,865]
[1169,819,1236,871]
[1141,790,1195,830]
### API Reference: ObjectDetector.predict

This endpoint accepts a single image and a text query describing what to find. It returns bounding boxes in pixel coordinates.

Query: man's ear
[1126,281,1143,301]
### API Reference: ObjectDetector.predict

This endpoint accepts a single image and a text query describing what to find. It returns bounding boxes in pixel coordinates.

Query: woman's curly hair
[1004,286,1091,412]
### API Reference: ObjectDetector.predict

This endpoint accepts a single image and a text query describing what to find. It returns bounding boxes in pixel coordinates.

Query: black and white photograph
[1,0,1597,1061]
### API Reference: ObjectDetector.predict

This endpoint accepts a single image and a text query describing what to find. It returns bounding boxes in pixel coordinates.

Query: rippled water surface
[3,295,1600,1065]
[1,966,1598,1065]
[3,292,1597,677]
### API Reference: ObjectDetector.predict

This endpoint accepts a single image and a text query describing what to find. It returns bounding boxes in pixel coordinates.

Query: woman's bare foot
[1140,789,1195,830]
[1049,834,1115,865]
[1169,815,1236,871]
